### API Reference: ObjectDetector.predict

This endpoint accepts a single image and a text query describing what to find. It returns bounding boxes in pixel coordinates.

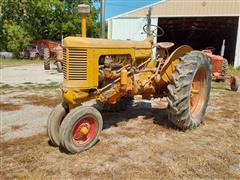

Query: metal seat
[153,42,175,49]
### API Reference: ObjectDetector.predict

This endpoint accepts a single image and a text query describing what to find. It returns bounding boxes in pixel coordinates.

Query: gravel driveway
[0,64,63,86]
[0,64,63,140]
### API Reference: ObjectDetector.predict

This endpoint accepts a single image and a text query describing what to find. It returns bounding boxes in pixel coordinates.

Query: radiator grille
[63,48,87,80]
[63,48,66,79]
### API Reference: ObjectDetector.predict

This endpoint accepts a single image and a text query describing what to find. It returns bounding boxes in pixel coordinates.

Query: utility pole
[0,6,2,22]
[146,7,152,36]
[100,0,105,38]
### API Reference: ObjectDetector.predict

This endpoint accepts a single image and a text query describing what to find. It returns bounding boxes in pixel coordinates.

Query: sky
[94,0,160,19]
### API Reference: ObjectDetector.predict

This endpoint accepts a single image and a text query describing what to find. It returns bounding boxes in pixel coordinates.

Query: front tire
[35,53,40,60]
[47,102,68,146]
[59,106,103,154]
[230,76,238,91]
[167,51,211,129]
[56,61,63,72]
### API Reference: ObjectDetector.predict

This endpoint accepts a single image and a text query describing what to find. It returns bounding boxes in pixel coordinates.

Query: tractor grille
[63,48,87,80]
[63,48,66,79]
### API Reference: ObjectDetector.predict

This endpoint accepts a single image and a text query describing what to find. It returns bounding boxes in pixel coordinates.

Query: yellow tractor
[47,9,211,154]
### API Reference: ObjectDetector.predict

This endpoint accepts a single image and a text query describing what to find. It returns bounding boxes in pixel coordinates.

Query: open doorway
[157,16,239,64]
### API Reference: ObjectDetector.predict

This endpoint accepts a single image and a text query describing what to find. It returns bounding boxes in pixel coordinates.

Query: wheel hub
[72,116,97,146]
[190,66,207,119]
[79,124,89,135]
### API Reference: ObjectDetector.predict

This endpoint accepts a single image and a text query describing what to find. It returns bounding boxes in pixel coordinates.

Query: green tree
[47,0,100,39]
[0,0,100,52]
[2,21,31,54]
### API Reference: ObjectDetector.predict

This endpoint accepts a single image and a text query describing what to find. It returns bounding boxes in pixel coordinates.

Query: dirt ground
[0,64,240,179]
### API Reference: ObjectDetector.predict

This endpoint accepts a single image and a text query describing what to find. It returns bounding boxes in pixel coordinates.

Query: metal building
[107,0,240,68]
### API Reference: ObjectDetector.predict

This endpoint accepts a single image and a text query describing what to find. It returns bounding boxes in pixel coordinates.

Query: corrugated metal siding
[234,17,240,68]
[124,0,240,17]
[110,18,158,57]
[112,18,146,40]
[111,17,158,42]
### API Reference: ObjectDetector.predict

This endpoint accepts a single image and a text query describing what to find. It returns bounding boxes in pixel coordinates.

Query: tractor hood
[64,36,152,49]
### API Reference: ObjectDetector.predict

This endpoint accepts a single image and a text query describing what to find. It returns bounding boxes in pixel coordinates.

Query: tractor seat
[153,42,175,49]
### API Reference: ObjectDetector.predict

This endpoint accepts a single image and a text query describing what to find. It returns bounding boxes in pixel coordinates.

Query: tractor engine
[98,55,131,87]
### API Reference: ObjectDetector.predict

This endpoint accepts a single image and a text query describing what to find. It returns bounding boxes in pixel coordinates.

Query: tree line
[0,0,100,54]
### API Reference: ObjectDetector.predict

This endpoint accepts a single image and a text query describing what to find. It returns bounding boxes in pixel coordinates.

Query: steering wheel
[143,24,165,37]
[205,46,216,53]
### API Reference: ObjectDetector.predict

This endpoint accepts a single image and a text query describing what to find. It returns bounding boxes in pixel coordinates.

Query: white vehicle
[0,52,14,59]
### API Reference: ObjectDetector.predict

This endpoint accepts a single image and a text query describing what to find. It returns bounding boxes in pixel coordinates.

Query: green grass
[211,81,229,91]
[211,65,240,92]
[0,58,43,68]
[0,84,14,89]
[0,82,60,91]
[228,65,240,77]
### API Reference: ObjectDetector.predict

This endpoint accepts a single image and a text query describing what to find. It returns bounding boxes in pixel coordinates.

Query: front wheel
[59,106,103,154]
[230,76,238,91]
[56,61,63,72]
[167,51,211,129]
[35,53,40,60]
[47,102,68,146]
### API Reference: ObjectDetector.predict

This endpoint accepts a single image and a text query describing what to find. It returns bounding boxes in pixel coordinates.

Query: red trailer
[32,40,63,71]
[32,39,59,59]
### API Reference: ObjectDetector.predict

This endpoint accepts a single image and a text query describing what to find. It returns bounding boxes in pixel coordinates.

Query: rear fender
[159,45,193,84]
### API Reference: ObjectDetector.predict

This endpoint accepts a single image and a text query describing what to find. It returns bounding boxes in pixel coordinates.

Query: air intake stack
[77,4,90,37]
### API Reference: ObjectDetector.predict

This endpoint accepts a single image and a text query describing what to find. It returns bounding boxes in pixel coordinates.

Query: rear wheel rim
[72,115,97,147]
[190,66,207,119]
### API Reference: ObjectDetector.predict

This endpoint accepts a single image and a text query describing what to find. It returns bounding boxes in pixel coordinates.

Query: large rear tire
[167,51,211,129]
[216,58,228,82]
[44,48,50,70]
[59,106,103,154]
[47,102,68,146]
[221,58,228,79]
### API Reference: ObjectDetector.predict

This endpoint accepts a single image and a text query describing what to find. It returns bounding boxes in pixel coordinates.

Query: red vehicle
[202,48,238,91]
[32,40,59,59]
[20,44,43,59]
[32,40,63,71]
